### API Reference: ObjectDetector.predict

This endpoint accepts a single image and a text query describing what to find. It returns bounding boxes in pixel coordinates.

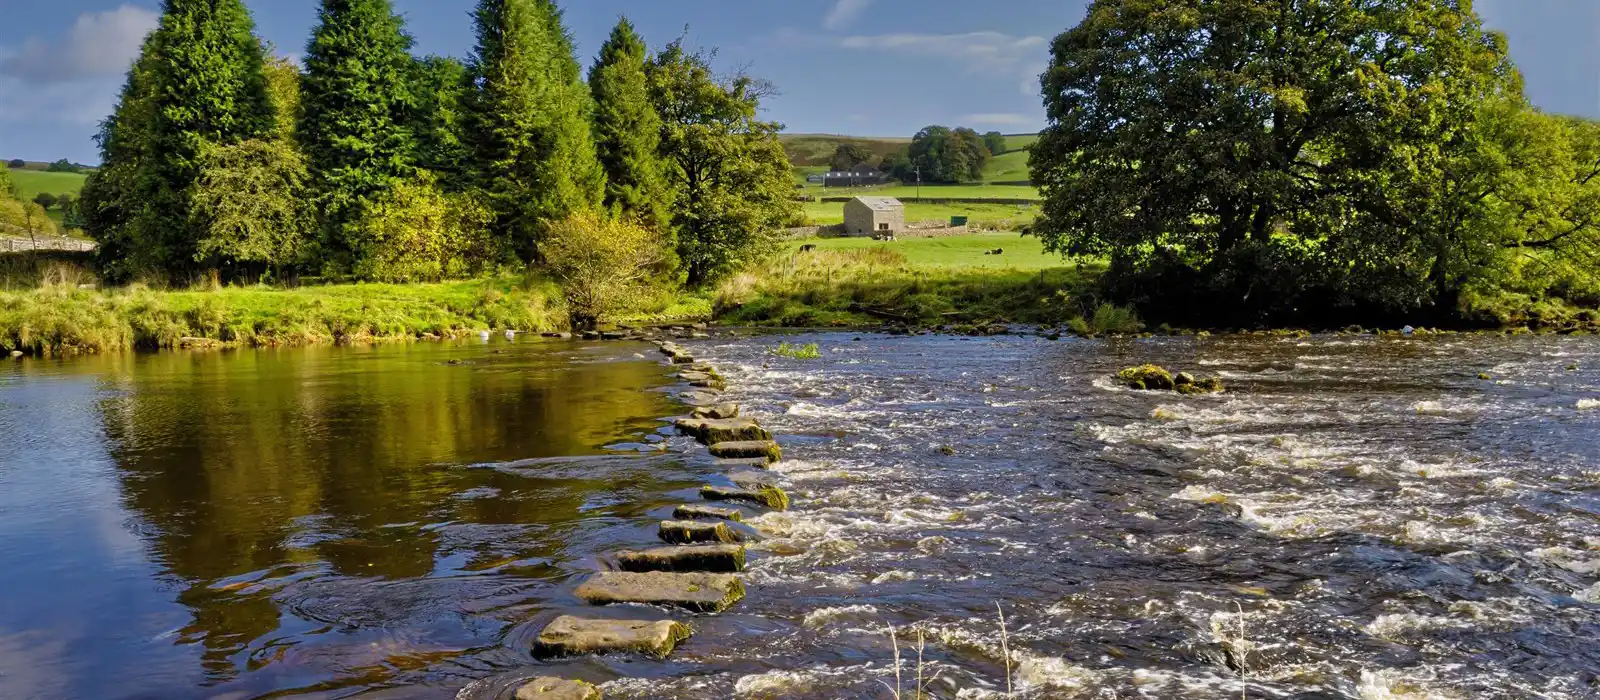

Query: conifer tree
[589,17,672,239]
[465,0,605,261]
[83,0,275,280]
[411,56,471,186]
[299,0,419,268]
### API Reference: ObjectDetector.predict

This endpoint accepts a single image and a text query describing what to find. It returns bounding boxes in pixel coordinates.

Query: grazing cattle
[872,234,897,242]
[799,244,817,253]
[984,248,1005,255]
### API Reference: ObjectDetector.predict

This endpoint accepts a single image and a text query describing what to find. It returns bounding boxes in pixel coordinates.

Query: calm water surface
[1,333,1597,699]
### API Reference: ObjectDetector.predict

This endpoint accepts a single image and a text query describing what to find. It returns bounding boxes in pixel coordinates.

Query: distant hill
[780,132,1040,185]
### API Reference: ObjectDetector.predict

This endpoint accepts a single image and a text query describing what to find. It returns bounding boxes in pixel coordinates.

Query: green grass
[984,150,1031,183]
[771,341,821,359]
[780,134,912,167]
[10,170,89,226]
[801,200,1036,229]
[800,183,1040,201]
[787,233,1060,270]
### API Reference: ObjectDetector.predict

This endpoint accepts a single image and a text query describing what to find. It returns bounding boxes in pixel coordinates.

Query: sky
[1,0,1596,165]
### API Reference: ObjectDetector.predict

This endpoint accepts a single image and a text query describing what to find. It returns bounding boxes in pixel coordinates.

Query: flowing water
[1,333,1597,699]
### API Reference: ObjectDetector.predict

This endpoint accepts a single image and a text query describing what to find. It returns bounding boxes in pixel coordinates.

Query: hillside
[780,132,1039,185]
[9,170,89,226]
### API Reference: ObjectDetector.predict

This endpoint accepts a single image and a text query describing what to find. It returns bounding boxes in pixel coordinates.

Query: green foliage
[1031,0,1529,325]
[299,0,420,265]
[0,199,59,238]
[262,52,302,140]
[771,341,821,360]
[982,131,1008,156]
[542,210,667,329]
[189,139,313,275]
[5,159,22,170]
[829,142,877,171]
[45,159,85,173]
[347,171,493,282]
[32,193,57,211]
[889,126,990,184]
[589,17,673,239]
[651,41,798,285]
[466,0,606,261]
[85,0,276,282]
[0,161,11,198]
[410,56,471,185]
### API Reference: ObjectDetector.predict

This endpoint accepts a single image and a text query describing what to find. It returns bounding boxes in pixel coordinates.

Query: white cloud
[962,113,1037,127]
[837,31,1048,96]
[0,5,157,85]
[824,0,874,31]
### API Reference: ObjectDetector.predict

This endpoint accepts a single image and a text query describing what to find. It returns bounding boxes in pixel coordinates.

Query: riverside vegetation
[4,0,1600,357]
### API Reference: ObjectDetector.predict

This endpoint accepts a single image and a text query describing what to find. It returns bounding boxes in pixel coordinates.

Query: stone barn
[843,196,905,236]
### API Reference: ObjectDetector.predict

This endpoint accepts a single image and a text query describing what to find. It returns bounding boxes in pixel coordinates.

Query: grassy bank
[0,272,713,355]
[715,246,1114,330]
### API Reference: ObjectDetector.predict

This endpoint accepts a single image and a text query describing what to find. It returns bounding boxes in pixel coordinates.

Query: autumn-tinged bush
[347,172,494,282]
[542,211,666,330]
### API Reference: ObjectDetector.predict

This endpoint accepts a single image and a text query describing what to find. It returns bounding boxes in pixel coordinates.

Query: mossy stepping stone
[672,504,744,522]
[692,403,740,420]
[514,677,602,700]
[708,440,782,462]
[575,571,745,613]
[701,484,790,511]
[616,544,746,573]
[532,616,690,660]
[676,418,771,445]
[658,520,740,544]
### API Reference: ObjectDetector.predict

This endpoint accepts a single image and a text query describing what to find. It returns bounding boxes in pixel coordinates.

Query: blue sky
[1,1,1596,164]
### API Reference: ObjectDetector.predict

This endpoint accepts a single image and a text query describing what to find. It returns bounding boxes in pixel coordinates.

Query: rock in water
[701,484,790,511]
[658,520,740,544]
[1116,365,1175,391]
[616,544,746,573]
[692,403,740,420]
[673,504,744,522]
[515,677,602,700]
[532,616,690,660]
[675,418,772,445]
[708,440,782,463]
[574,571,745,613]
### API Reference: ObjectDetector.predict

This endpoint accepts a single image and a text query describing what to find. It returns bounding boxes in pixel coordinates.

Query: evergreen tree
[590,17,672,238]
[83,0,275,281]
[466,0,605,261]
[410,56,471,186]
[299,0,419,269]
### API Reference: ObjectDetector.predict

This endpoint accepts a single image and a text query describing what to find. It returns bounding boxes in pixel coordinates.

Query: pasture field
[785,231,1062,271]
[801,199,1036,229]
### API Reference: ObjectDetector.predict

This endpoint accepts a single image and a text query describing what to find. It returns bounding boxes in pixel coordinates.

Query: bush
[542,211,667,330]
[347,172,493,283]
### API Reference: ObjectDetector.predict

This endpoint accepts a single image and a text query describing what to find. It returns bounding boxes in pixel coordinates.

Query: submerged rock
[616,544,746,573]
[673,504,744,522]
[1177,377,1225,395]
[658,519,740,544]
[574,571,745,613]
[679,391,721,406]
[515,677,602,700]
[702,484,790,511]
[532,616,690,660]
[716,457,774,469]
[709,440,783,463]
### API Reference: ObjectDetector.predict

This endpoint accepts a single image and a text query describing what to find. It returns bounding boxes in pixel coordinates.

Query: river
[0,333,1596,699]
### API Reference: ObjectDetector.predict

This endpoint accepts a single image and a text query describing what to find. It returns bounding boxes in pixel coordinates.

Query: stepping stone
[680,391,721,406]
[515,677,602,700]
[532,616,690,660]
[616,544,746,573]
[702,484,790,511]
[675,418,771,445]
[659,519,739,544]
[673,504,744,522]
[575,571,745,613]
[600,331,628,341]
[709,440,782,462]
[692,403,740,420]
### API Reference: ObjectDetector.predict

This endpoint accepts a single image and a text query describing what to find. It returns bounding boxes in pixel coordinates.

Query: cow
[984,248,1005,255]
[799,244,817,253]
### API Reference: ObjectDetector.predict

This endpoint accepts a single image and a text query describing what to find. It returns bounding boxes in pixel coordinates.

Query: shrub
[542,211,667,330]
[347,172,493,283]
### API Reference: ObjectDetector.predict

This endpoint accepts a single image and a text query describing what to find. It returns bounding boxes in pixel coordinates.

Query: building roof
[850,196,903,211]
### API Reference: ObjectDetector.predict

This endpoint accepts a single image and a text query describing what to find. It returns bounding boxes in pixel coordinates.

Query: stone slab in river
[532,615,690,660]
[692,403,740,420]
[673,504,743,522]
[575,571,745,613]
[708,440,782,462]
[515,677,602,700]
[616,544,746,573]
[659,519,739,544]
[676,418,771,445]
[702,484,790,511]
